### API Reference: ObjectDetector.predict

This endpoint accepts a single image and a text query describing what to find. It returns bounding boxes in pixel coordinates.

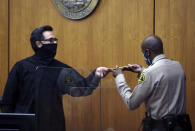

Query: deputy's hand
[111,65,122,77]
[95,67,111,78]
[123,64,142,73]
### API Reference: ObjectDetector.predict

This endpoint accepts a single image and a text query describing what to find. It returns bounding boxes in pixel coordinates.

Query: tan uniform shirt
[115,54,186,119]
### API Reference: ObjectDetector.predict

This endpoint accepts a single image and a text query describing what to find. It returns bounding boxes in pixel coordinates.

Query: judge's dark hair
[30,25,53,51]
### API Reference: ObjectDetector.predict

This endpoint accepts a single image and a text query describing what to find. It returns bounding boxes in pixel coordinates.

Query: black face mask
[36,44,57,58]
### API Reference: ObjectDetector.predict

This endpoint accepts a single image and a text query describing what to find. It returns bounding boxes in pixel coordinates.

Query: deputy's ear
[35,41,42,48]
[145,49,151,57]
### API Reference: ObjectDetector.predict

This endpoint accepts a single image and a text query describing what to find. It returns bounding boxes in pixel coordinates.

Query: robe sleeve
[58,68,100,97]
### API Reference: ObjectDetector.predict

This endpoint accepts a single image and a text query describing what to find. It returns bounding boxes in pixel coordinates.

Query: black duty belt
[142,114,192,131]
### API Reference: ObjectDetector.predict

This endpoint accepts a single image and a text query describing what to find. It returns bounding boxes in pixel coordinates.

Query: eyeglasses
[42,38,58,43]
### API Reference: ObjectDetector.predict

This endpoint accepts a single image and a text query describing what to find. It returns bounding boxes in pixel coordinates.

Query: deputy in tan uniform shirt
[111,35,191,131]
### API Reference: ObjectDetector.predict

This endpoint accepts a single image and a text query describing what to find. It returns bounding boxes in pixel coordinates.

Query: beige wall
[0,0,194,130]
[155,0,195,126]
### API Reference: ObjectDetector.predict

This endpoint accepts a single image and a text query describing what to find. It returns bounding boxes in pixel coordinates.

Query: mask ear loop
[147,58,152,65]
[39,41,43,48]
[35,41,43,48]
[144,49,152,65]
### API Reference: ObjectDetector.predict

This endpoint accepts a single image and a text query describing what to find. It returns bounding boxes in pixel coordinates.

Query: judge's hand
[95,67,111,78]
[111,65,122,77]
[121,64,142,73]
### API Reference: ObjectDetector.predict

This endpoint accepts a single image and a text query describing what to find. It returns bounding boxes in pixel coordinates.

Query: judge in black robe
[1,25,109,131]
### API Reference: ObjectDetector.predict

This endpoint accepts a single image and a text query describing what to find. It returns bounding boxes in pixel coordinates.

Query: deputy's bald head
[141,35,164,54]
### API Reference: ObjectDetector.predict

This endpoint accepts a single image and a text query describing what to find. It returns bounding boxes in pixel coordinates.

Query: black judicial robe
[1,54,100,131]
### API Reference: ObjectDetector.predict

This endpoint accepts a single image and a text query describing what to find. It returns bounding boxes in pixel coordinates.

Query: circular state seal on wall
[53,0,99,20]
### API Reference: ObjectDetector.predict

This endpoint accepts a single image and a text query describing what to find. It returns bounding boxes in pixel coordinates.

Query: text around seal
[53,0,99,20]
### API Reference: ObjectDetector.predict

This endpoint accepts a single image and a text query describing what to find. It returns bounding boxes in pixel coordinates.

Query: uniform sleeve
[58,68,100,97]
[115,72,153,110]
[1,64,19,112]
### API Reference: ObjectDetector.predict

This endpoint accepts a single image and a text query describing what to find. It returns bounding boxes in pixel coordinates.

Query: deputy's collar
[152,54,166,65]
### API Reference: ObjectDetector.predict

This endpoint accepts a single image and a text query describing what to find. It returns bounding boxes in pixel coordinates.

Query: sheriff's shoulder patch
[138,72,146,84]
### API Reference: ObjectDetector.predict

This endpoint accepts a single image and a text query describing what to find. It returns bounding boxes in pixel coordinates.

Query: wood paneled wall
[8,0,153,130]
[100,0,153,130]
[0,0,8,96]
[0,0,194,130]
[155,0,195,126]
